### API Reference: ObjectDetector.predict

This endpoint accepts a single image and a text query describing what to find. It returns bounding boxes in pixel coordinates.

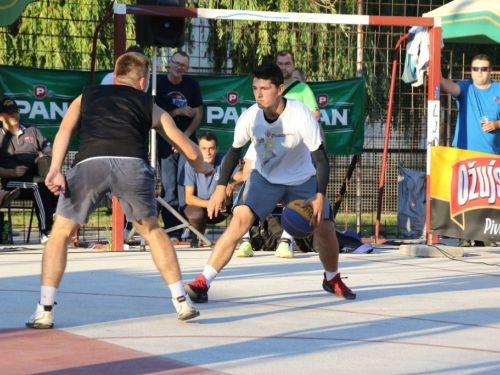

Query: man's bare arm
[441,76,461,97]
[184,185,209,208]
[184,105,203,138]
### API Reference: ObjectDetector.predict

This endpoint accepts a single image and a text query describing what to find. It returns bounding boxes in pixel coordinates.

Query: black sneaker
[190,237,200,248]
[474,240,497,247]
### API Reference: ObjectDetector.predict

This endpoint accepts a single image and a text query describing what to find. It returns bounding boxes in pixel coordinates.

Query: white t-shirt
[233,99,321,185]
[100,72,114,85]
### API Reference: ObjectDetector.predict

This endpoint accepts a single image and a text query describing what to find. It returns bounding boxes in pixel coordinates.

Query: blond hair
[115,52,149,85]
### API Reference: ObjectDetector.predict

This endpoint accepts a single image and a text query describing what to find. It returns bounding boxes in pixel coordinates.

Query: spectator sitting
[0,98,58,244]
[180,132,241,246]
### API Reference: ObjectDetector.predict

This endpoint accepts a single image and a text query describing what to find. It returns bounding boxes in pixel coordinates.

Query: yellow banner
[430,146,500,241]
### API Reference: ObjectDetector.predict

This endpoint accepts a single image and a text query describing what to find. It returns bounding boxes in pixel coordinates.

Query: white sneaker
[41,232,50,245]
[172,295,200,321]
[26,303,55,329]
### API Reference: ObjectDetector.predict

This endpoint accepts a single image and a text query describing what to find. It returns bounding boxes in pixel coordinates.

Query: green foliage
[0,0,135,70]
[202,0,349,78]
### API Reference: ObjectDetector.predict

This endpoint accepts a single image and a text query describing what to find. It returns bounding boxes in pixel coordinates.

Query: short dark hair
[276,50,295,64]
[472,54,491,68]
[199,132,218,147]
[294,67,305,81]
[172,51,190,63]
[252,63,284,87]
[126,46,145,55]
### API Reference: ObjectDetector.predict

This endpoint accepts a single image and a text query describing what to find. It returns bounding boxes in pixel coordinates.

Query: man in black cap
[0,98,57,244]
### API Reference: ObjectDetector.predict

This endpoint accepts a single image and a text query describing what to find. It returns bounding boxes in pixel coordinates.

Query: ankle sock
[168,280,185,300]
[202,265,218,286]
[325,270,339,281]
[40,286,57,306]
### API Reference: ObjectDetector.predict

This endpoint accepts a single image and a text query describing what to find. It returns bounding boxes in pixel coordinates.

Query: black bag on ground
[249,215,283,251]
[294,230,371,253]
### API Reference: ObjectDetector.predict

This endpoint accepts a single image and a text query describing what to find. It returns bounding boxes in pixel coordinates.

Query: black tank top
[74,85,154,165]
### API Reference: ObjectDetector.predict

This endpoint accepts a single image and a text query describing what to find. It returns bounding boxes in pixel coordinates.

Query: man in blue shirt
[441,54,500,247]
[181,133,241,246]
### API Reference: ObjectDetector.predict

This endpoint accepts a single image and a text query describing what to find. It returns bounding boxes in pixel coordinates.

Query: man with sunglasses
[156,51,203,241]
[0,98,57,244]
[441,54,500,247]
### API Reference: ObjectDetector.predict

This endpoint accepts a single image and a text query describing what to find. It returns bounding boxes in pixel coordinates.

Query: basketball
[281,200,317,238]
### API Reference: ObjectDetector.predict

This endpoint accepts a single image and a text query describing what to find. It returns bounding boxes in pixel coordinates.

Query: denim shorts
[236,170,332,223]
[56,157,157,224]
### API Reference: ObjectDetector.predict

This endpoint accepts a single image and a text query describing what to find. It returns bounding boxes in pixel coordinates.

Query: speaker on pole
[135,0,186,48]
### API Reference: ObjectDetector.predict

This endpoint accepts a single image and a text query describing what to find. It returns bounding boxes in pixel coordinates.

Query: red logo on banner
[34,85,46,99]
[227,92,238,105]
[450,157,500,217]
[317,94,328,107]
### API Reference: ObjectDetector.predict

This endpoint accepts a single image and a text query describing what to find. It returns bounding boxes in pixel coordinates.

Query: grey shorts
[57,157,158,224]
[237,170,332,223]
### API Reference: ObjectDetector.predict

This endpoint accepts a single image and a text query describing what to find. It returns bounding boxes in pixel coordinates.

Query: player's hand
[45,170,66,195]
[12,166,28,177]
[195,161,214,177]
[174,106,196,117]
[171,146,179,153]
[301,194,325,227]
[226,182,235,197]
[207,186,226,219]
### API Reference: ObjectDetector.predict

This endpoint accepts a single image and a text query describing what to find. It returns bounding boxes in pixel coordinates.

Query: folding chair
[8,200,35,244]
[124,196,215,249]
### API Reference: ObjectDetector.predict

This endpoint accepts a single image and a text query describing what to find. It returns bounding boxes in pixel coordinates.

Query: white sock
[281,230,292,240]
[168,280,185,300]
[202,265,218,287]
[325,270,339,281]
[40,286,58,306]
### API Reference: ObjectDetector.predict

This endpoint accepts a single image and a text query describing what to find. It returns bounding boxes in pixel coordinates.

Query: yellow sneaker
[236,239,253,257]
[275,239,294,259]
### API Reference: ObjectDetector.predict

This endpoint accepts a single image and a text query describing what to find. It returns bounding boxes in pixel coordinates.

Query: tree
[0,0,135,70]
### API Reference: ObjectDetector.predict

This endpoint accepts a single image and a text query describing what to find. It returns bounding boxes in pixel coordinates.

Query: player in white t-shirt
[184,63,356,304]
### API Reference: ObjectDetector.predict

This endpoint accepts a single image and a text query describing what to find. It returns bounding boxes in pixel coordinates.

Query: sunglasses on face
[472,67,490,72]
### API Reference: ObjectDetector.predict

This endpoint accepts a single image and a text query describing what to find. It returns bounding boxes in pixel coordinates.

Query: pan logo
[34,86,47,99]
[227,92,238,105]
[317,94,328,107]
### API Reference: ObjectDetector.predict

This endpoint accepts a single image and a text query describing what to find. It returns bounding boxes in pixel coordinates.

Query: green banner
[0,0,39,27]
[0,66,109,150]
[195,75,365,155]
[0,65,365,154]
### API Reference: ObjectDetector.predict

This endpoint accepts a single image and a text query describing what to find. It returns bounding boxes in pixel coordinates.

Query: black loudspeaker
[135,0,186,48]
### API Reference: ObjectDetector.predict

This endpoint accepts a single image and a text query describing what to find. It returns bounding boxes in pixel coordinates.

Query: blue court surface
[1,239,499,374]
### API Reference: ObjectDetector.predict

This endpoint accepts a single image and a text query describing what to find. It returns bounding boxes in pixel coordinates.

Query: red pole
[90,11,113,86]
[111,8,127,251]
[375,34,408,243]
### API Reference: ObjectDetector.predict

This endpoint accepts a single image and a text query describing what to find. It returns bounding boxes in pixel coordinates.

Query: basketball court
[1,240,499,374]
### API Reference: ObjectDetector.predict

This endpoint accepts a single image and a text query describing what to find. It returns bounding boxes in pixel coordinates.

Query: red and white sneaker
[322,273,356,300]
[184,274,209,303]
